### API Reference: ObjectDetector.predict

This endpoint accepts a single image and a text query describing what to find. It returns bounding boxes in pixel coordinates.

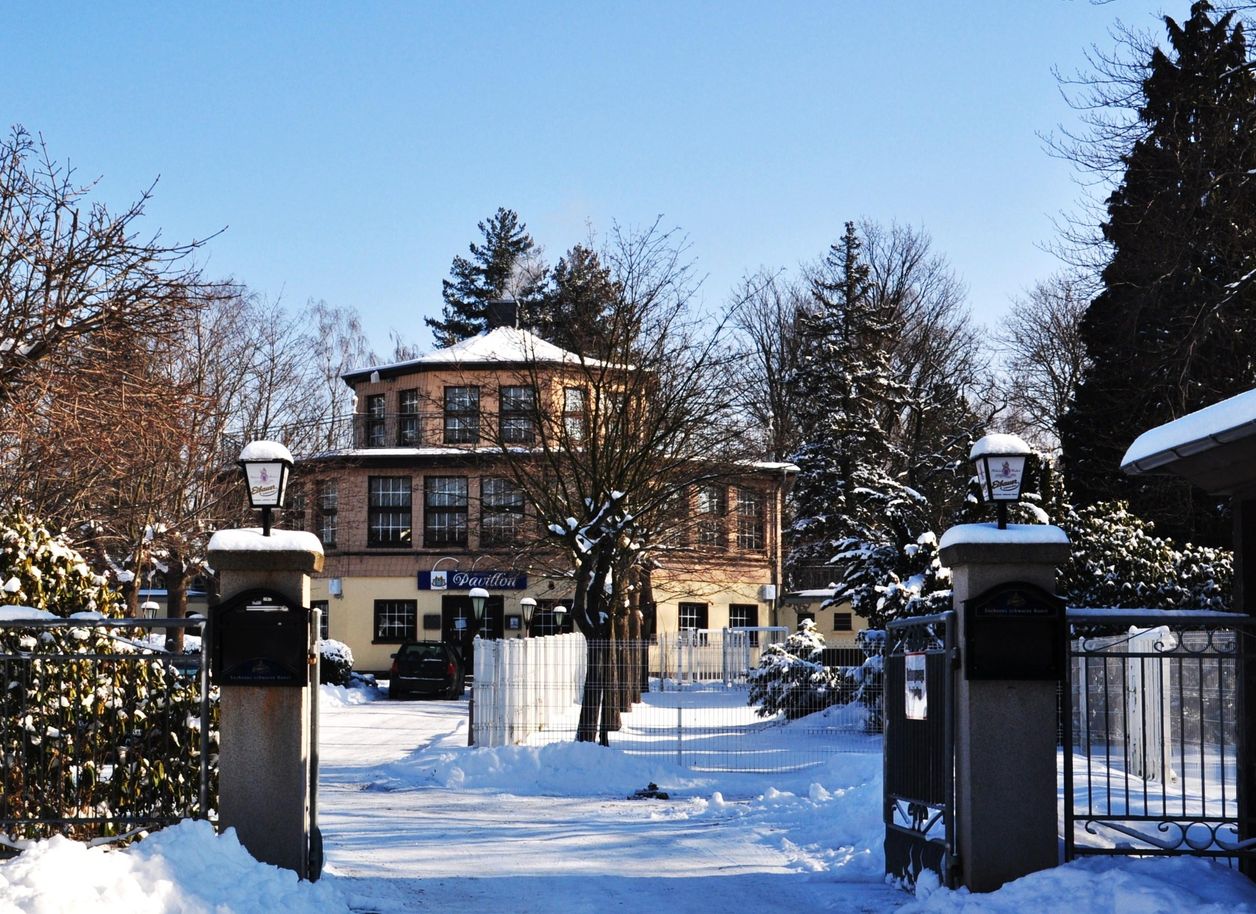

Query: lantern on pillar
[970,433,1031,530]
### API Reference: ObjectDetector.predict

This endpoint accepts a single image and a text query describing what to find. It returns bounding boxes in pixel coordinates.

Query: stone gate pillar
[938,523,1070,893]
[208,528,323,878]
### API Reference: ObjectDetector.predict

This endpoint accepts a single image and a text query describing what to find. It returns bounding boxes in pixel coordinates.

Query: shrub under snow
[318,638,354,687]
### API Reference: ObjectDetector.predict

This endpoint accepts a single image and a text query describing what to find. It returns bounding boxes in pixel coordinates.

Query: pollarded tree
[1061,2,1256,544]
[426,207,547,347]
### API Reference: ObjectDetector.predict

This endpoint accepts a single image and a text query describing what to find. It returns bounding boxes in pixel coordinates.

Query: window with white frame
[365,394,387,447]
[696,485,728,549]
[444,386,480,444]
[499,385,536,444]
[399,388,420,445]
[563,387,586,441]
[424,476,468,546]
[678,602,708,631]
[316,480,338,548]
[480,477,524,545]
[736,487,765,551]
[374,599,416,643]
[368,476,412,547]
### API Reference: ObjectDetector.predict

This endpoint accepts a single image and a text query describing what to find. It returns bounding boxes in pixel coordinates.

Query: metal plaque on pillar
[963,581,1065,681]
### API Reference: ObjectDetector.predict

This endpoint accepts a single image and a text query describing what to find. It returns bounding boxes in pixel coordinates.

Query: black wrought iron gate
[883,610,957,887]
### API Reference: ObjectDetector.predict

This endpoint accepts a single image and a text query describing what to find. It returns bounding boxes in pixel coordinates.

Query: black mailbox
[963,581,1065,681]
[211,588,310,687]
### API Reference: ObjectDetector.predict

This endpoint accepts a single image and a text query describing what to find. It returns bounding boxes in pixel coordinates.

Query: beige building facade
[288,326,796,674]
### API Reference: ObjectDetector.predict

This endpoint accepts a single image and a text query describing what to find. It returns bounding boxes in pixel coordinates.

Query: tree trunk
[165,547,188,654]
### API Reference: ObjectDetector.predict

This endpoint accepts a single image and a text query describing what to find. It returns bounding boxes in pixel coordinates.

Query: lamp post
[970,433,1031,530]
[553,604,568,634]
[469,585,490,637]
[238,441,294,536]
[520,596,537,637]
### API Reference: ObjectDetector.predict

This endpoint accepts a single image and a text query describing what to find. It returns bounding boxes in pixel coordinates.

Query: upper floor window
[696,484,728,549]
[736,487,765,551]
[365,394,387,447]
[368,476,412,547]
[286,485,307,532]
[480,477,524,546]
[444,386,480,445]
[316,480,338,548]
[499,386,536,444]
[563,387,587,442]
[399,389,420,446]
[425,476,468,547]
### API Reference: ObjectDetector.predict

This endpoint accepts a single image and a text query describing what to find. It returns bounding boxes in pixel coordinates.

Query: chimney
[486,298,518,330]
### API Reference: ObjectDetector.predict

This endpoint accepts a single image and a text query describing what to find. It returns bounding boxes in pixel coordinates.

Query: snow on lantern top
[970,433,1031,530]
[238,440,294,514]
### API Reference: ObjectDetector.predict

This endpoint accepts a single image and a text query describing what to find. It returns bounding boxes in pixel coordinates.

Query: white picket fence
[471,632,586,747]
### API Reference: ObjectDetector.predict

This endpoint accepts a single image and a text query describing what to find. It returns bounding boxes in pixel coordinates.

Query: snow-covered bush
[318,638,354,687]
[0,505,216,840]
[833,628,886,732]
[1060,501,1232,610]
[747,620,845,719]
[832,530,953,628]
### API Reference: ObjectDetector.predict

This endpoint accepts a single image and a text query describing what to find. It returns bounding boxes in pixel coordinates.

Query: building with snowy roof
[283,311,796,675]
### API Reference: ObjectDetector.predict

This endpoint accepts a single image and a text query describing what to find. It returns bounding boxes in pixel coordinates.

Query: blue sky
[5,1,1171,354]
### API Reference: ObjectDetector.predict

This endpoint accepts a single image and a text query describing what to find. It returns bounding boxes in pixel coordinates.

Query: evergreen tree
[539,244,623,352]
[426,208,547,347]
[1061,2,1256,544]
[787,222,913,573]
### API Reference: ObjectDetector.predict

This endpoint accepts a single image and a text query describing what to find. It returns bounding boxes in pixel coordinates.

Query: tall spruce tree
[426,208,547,347]
[788,223,913,574]
[1061,2,1256,544]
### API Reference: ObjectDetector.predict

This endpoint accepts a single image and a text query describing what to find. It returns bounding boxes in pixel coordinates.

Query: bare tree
[728,270,807,462]
[0,126,210,398]
[470,221,761,742]
[994,272,1092,452]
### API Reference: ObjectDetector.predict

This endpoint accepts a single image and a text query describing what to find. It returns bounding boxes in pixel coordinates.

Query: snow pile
[319,681,379,707]
[904,854,1256,913]
[0,820,350,914]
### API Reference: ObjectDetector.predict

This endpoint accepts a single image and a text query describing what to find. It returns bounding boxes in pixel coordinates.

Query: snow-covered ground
[2,682,1256,913]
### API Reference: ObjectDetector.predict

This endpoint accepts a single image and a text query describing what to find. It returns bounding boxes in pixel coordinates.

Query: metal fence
[471,629,881,772]
[1063,609,1256,866]
[0,617,215,850]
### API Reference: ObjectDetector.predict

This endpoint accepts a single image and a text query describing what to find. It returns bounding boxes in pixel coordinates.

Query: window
[728,604,759,629]
[480,477,524,546]
[424,476,468,546]
[563,387,586,441]
[696,485,728,549]
[311,599,330,640]
[535,599,569,636]
[286,485,307,532]
[499,386,536,444]
[833,612,853,632]
[368,476,412,547]
[736,487,765,551]
[365,394,387,447]
[729,603,760,645]
[316,480,338,548]
[444,386,480,444]
[399,389,420,445]
[374,599,416,643]
[678,602,709,631]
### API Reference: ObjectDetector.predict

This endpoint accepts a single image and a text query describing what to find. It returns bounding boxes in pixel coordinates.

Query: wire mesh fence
[0,617,216,850]
[471,629,882,772]
[1063,609,1256,865]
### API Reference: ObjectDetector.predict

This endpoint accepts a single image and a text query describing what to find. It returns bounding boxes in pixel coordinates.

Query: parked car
[388,641,464,700]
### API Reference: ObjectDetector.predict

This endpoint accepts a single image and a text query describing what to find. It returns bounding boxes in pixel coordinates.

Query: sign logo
[430,570,448,590]
[905,652,927,721]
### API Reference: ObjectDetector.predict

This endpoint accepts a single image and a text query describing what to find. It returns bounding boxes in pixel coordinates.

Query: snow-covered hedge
[318,638,354,687]
[0,506,216,840]
[1060,501,1232,610]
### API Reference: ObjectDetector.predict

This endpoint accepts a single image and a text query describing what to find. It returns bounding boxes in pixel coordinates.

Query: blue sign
[417,571,527,591]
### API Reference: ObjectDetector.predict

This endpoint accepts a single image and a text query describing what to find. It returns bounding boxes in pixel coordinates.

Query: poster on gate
[905,652,927,720]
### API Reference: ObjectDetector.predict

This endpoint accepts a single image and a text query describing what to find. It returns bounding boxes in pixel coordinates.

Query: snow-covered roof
[343,326,606,383]
[1122,386,1256,486]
